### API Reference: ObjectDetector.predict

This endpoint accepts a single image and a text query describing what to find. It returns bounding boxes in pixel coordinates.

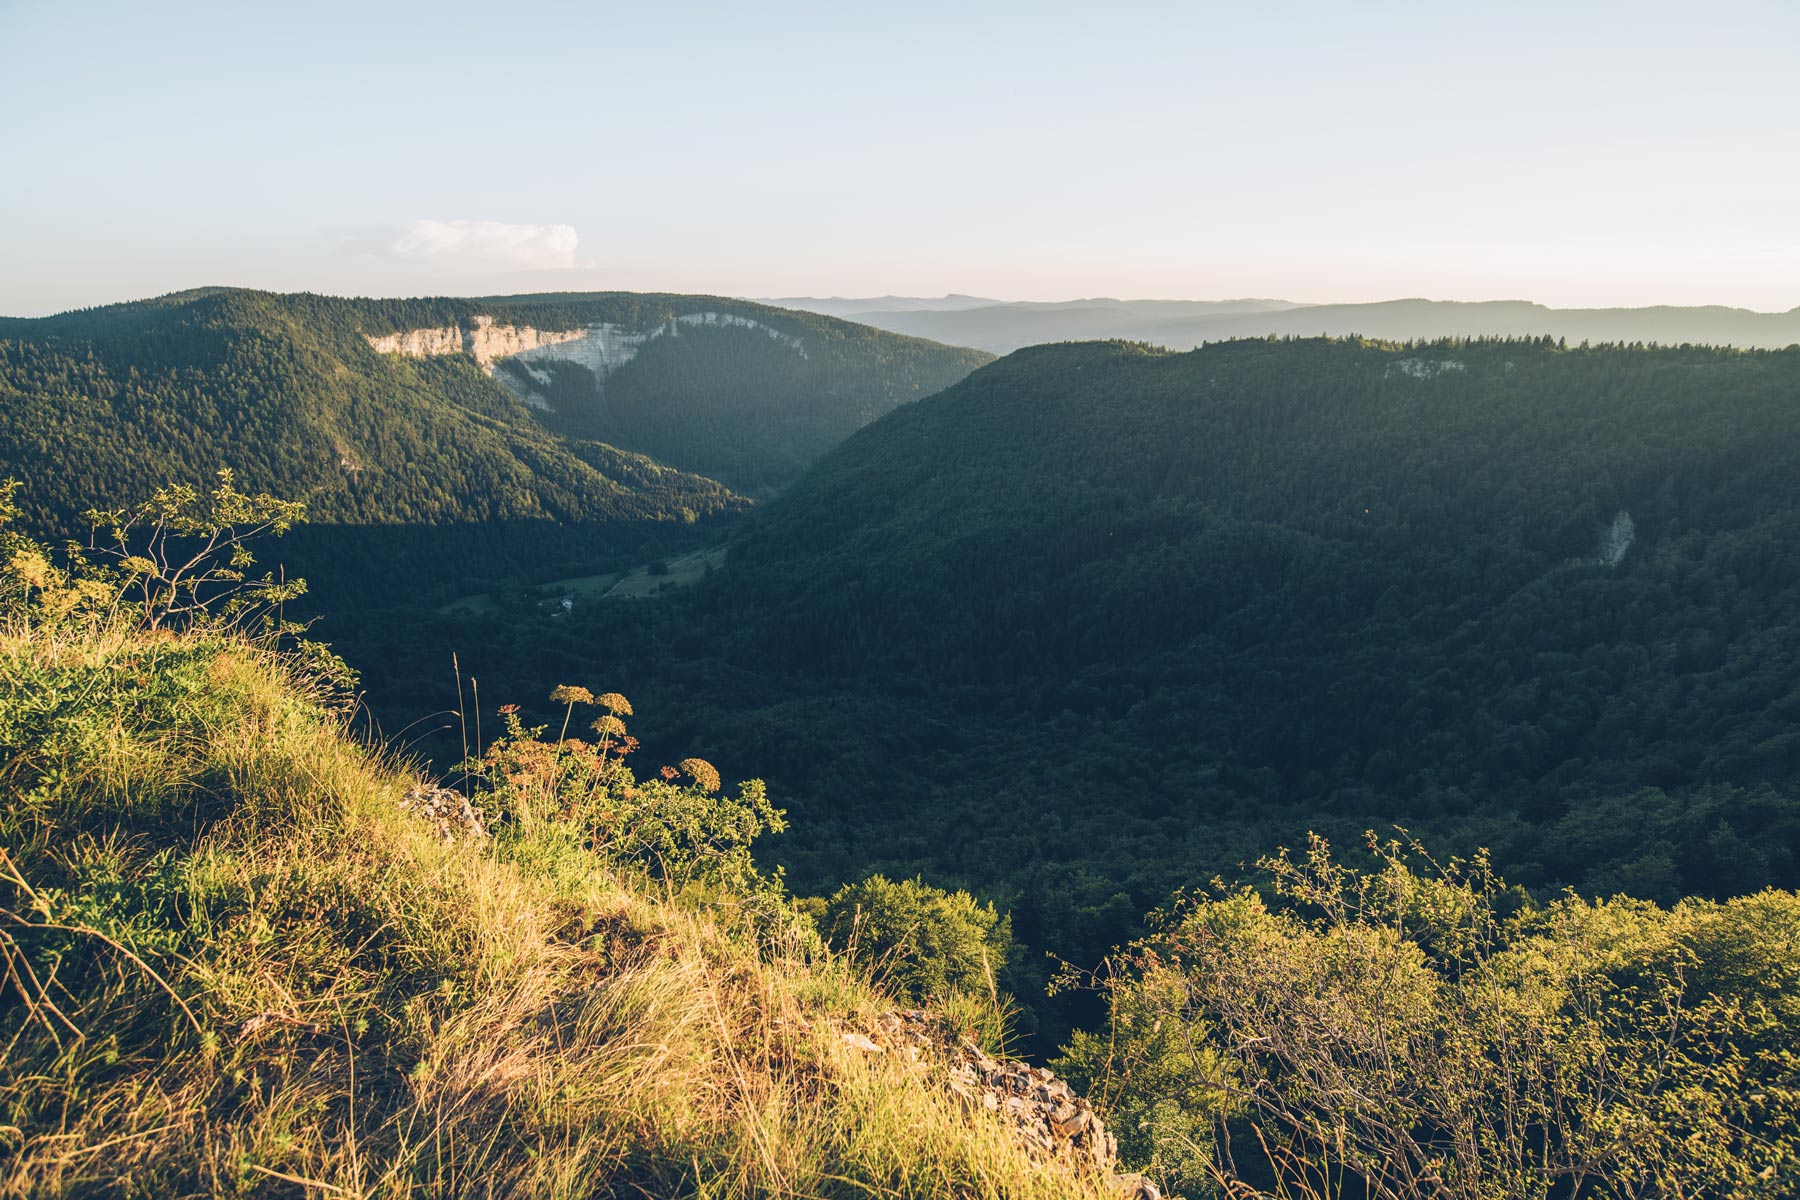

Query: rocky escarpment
[369,313,806,386]
[839,1010,1167,1199]
[365,311,809,411]
[364,314,590,369]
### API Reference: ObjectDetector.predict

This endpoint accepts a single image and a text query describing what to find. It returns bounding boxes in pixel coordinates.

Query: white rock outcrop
[364,325,465,358]
[1598,510,1635,567]
[364,311,809,411]
[366,313,805,374]
[1387,357,1468,379]
[364,315,589,369]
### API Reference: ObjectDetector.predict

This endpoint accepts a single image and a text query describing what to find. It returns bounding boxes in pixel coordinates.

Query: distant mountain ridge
[0,286,990,603]
[770,294,1005,318]
[769,294,1800,354]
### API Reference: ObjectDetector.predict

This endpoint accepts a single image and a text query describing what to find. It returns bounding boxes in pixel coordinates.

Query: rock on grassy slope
[0,608,1137,1198]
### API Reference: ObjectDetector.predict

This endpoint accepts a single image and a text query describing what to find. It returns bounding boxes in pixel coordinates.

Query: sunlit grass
[0,613,1109,1198]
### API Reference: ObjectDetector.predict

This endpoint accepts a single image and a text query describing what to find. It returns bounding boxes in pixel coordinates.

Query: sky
[3,0,1798,317]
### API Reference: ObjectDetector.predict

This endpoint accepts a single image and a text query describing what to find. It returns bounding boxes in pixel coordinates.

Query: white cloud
[344,219,580,270]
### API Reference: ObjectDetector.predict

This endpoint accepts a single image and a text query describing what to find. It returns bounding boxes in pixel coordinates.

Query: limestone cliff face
[364,311,809,411]
[364,326,464,358]
[462,315,591,367]
[363,315,589,369]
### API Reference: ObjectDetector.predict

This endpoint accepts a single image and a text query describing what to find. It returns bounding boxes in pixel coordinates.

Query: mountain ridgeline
[0,288,989,604]
[15,288,1800,1038]
[388,336,1800,995]
[776,294,1800,354]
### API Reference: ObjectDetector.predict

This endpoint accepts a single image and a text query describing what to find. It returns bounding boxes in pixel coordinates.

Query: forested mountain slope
[0,288,988,603]
[386,337,1800,993]
[472,295,992,494]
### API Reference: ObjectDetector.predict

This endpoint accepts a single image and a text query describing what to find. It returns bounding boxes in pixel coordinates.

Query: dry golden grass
[0,619,1112,1198]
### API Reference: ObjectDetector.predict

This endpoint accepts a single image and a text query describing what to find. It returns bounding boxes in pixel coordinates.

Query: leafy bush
[2,470,307,635]
[816,874,1019,1008]
[82,467,306,630]
[1057,834,1800,1199]
[465,687,785,896]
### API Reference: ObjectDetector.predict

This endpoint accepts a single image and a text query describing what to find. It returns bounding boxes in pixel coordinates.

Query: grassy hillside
[0,563,1114,1197]
[0,288,988,605]
[350,337,1800,1026]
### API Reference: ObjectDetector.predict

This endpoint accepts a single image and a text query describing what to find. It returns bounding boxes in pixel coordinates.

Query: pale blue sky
[3,0,1797,316]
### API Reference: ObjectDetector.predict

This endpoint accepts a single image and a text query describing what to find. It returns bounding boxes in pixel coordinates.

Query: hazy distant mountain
[764,294,1003,319]
[1153,299,1800,353]
[771,295,1800,354]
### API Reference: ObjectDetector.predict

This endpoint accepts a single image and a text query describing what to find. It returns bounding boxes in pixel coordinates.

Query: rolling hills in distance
[0,287,989,605]
[348,334,1800,1042]
[771,293,1800,354]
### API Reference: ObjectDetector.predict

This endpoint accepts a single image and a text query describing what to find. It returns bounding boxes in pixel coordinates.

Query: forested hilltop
[0,287,988,604]
[349,336,1800,1037]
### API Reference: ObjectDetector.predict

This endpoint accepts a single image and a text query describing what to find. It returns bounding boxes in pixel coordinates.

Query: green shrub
[1,470,307,635]
[465,688,785,898]
[1056,834,1800,1199]
[817,874,1019,1010]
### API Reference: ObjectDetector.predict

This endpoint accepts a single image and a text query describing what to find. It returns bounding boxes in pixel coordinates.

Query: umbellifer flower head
[679,757,722,794]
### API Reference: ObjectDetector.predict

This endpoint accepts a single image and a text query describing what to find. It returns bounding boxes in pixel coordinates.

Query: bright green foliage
[1058,835,1800,1199]
[82,467,308,629]
[1,473,316,643]
[0,478,110,623]
[1054,966,1224,1189]
[818,874,1019,1009]
[464,700,786,897]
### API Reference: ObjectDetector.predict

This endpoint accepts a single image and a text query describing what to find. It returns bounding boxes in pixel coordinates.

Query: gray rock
[834,1009,1171,1195]
[400,784,488,842]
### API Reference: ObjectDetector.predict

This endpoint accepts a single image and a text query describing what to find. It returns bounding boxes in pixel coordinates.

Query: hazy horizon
[4,0,1797,317]
[9,285,1799,325]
